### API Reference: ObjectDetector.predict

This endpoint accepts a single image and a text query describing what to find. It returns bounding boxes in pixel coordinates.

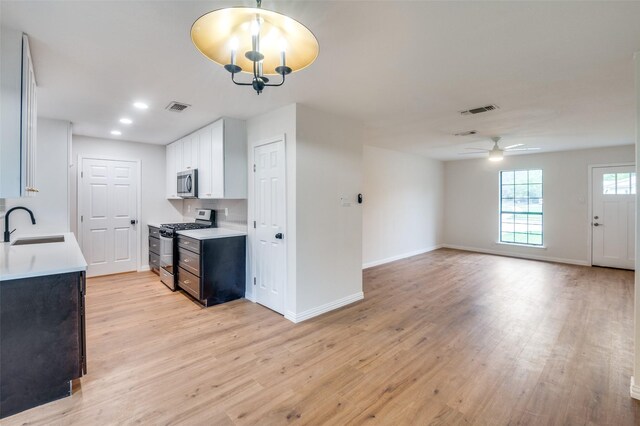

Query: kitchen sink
[12,235,65,246]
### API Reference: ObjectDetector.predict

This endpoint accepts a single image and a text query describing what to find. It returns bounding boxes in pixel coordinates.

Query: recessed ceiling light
[119,118,133,124]
[111,130,122,136]
[133,102,149,110]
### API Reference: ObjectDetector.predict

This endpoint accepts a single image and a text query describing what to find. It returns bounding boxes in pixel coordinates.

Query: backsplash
[182,199,247,231]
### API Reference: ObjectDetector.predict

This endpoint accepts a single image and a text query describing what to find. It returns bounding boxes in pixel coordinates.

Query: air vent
[459,104,499,116]
[165,101,191,113]
[454,130,477,136]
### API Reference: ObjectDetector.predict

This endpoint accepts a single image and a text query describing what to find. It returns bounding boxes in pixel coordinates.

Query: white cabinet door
[181,137,193,171]
[165,143,178,199]
[211,121,225,198]
[198,126,213,199]
[174,139,183,173]
[190,133,200,171]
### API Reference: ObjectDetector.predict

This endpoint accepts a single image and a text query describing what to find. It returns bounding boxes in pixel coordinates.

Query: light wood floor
[4,248,639,425]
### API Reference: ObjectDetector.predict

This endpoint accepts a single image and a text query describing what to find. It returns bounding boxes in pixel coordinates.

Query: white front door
[80,158,139,277]
[592,165,636,270]
[253,140,286,314]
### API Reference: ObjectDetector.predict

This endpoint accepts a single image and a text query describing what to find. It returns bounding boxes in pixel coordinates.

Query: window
[603,172,636,195]
[500,169,543,246]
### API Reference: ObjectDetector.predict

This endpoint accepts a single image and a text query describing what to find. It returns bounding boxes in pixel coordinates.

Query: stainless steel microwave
[177,169,197,198]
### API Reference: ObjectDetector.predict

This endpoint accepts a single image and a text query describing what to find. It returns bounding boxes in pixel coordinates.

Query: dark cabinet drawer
[149,253,160,274]
[148,236,160,255]
[177,235,200,254]
[177,267,201,300]
[178,248,200,276]
[149,226,160,239]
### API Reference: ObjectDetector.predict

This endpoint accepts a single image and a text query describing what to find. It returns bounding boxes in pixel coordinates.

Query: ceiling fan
[460,136,540,161]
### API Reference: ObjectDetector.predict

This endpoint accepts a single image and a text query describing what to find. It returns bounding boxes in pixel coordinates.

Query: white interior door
[254,140,286,314]
[80,158,139,277]
[592,165,635,270]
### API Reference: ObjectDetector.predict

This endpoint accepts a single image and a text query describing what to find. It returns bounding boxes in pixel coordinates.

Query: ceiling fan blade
[504,143,524,150]
[507,147,540,152]
[458,152,486,156]
[464,148,490,151]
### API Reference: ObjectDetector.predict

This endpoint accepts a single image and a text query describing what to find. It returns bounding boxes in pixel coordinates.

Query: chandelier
[191,0,319,95]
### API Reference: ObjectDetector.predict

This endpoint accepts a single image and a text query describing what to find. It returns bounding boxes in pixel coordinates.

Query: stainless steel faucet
[3,207,36,242]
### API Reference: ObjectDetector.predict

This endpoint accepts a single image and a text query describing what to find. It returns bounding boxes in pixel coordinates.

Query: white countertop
[0,232,87,281]
[177,227,247,240]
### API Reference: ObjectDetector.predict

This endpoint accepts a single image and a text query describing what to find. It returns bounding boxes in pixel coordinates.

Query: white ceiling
[2,1,640,160]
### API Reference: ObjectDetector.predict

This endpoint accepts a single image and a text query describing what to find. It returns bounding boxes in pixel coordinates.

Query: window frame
[498,169,544,247]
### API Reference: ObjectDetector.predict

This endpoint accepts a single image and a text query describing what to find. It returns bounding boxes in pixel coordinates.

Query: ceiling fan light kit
[459,136,539,161]
[488,149,504,162]
[191,0,319,95]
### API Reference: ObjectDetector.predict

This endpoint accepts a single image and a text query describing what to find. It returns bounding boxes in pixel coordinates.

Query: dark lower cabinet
[176,235,246,307]
[149,225,160,275]
[0,271,87,419]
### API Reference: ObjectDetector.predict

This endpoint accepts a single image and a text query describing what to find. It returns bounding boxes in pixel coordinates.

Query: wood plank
[2,248,639,424]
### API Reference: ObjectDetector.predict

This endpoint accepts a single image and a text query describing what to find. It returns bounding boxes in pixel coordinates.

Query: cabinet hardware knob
[184,280,190,284]
[184,259,189,263]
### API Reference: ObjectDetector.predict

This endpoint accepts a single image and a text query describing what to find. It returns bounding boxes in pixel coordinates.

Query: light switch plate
[340,196,352,207]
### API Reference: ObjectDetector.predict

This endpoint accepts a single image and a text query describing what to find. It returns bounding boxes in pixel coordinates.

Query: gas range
[158,209,215,291]
[159,222,212,237]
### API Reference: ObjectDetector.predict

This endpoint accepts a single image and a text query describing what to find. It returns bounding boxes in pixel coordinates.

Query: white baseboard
[363,245,443,269]
[244,291,256,302]
[631,377,640,400]
[441,244,590,266]
[284,291,364,323]
[138,265,151,272]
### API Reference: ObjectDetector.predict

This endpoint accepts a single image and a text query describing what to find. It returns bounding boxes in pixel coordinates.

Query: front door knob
[275,233,284,240]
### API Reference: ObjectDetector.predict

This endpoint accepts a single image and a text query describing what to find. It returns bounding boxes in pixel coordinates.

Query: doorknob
[593,223,602,227]
[131,219,137,225]
[275,233,284,240]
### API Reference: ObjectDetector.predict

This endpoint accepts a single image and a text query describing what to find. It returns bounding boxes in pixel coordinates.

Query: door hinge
[253,164,256,172]
[253,221,256,229]
[254,277,256,286]
[81,215,84,222]
[80,171,83,178]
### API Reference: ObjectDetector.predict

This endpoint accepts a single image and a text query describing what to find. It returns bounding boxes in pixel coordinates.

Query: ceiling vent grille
[165,101,191,112]
[454,130,477,136]
[459,104,499,116]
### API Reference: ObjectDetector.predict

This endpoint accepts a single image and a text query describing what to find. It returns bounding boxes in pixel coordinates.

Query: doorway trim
[77,155,143,273]
[587,162,635,267]
[247,134,288,312]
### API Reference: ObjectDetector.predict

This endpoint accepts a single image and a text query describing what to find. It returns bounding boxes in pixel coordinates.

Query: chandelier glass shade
[191,1,319,94]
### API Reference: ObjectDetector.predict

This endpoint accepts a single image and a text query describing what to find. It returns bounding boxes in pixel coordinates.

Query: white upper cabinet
[165,142,178,199]
[0,31,37,198]
[165,118,246,200]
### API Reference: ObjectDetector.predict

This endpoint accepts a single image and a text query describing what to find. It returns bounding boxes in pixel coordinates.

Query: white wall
[295,104,364,317]
[2,118,71,236]
[70,135,183,268]
[246,104,365,321]
[444,145,635,265]
[362,145,444,268]
[246,104,297,307]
